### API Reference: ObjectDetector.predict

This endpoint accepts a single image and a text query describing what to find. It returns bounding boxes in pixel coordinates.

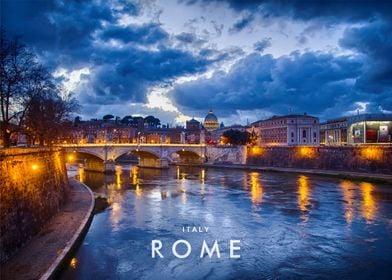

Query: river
[61,165,392,279]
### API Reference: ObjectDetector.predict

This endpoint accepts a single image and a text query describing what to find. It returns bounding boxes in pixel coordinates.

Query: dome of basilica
[204,110,219,131]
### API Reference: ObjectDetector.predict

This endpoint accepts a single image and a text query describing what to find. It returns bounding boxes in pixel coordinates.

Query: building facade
[320,117,348,145]
[71,120,137,144]
[186,118,201,130]
[249,114,320,146]
[321,114,392,145]
[204,110,219,131]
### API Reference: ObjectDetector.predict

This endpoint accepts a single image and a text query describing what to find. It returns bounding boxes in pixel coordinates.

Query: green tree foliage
[121,115,133,124]
[221,129,250,145]
[144,115,161,128]
[103,114,114,121]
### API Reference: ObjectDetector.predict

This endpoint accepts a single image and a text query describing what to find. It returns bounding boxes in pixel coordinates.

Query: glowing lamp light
[250,147,264,156]
[68,155,74,161]
[70,257,78,269]
[32,164,39,171]
[361,147,382,161]
[298,147,316,159]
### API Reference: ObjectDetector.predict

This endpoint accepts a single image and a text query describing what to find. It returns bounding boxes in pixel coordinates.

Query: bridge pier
[138,158,169,169]
[104,160,116,173]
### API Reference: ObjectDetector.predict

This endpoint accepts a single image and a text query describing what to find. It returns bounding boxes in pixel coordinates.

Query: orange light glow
[220,136,229,145]
[115,166,122,188]
[250,146,264,156]
[340,180,356,224]
[131,166,138,185]
[176,166,180,179]
[298,147,316,158]
[298,175,310,213]
[32,164,38,171]
[360,182,377,222]
[78,167,85,183]
[70,257,78,269]
[360,147,382,161]
[135,184,142,197]
[67,155,74,161]
[250,172,263,204]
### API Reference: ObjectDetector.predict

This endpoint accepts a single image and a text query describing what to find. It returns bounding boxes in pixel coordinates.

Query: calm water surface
[61,165,392,280]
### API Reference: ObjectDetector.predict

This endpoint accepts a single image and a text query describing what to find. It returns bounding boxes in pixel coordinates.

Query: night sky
[2,0,392,125]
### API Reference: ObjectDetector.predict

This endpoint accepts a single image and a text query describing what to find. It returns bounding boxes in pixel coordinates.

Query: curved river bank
[61,165,392,279]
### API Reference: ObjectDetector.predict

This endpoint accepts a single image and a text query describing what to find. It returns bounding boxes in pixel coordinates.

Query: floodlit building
[71,120,137,144]
[320,117,348,145]
[186,118,201,130]
[203,110,219,131]
[320,114,392,145]
[249,113,320,146]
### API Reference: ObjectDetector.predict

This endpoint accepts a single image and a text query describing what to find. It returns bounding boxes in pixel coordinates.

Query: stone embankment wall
[0,148,69,263]
[247,146,392,174]
[207,146,247,164]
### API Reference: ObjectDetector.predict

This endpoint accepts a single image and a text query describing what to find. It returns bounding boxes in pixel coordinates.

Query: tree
[221,129,250,145]
[24,89,79,146]
[144,115,161,128]
[0,30,79,147]
[103,114,114,121]
[248,129,258,146]
[73,116,81,127]
[121,115,133,125]
[0,31,41,147]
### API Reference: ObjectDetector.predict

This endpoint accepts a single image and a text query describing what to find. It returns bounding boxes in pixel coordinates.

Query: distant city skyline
[2,0,392,125]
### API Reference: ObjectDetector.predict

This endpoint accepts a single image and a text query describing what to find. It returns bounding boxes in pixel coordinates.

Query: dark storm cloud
[2,0,392,121]
[187,0,392,22]
[174,0,392,118]
[340,20,392,97]
[1,0,219,112]
[175,32,207,47]
[74,43,215,106]
[253,38,271,52]
[100,23,169,44]
[171,51,370,117]
[229,14,255,33]
[2,0,113,53]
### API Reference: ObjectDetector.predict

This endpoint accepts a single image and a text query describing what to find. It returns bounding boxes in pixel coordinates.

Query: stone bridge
[60,144,246,172]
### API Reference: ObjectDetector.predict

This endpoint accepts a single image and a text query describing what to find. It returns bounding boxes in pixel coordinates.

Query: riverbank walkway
[206,164,392,183]
[0,179,94,280]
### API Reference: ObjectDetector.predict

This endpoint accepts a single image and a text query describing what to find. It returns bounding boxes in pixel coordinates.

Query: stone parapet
[0,148,69,263]
[247,145,392,174]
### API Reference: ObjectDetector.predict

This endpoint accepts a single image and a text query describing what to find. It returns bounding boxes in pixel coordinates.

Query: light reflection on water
[62,165,392,280]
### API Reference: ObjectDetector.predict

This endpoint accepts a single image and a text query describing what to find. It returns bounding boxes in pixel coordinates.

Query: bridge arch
[66,151,105,172]
[67,149,105,161]
[113,149,160,161]
[170,149,203,164]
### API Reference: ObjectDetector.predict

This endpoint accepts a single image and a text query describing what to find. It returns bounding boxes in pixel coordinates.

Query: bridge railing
[57,143,207,147]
